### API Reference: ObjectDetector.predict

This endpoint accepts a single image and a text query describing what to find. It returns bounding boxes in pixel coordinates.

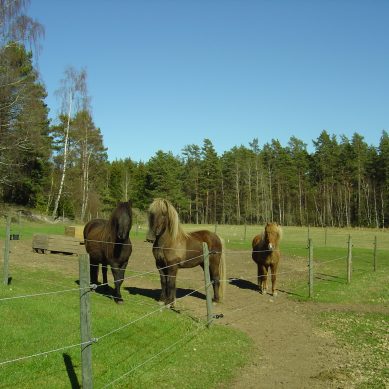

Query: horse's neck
[159,228,187,248]
[102,221,115,242]
[259,234,270,249]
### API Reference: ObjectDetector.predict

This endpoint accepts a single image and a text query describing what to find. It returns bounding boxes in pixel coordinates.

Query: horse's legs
[165,266,178,307]
[111,260,128,303]
[209,260,221,303]
[257,264,268,294]
[102,261,108,286]
[90,262,99,285]
[158,266,168,304]
[270,262,278,296]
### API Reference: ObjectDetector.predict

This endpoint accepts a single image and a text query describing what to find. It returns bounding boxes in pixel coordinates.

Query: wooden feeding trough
[32,234,83,255]
[64,225,84,241]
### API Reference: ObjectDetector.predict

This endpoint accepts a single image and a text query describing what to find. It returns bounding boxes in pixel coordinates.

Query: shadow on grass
[229,278,306,298]
[277,288,306,298]
[63,353,80,389]
[75,279,117,301]
[315,273,346,283]
[124,286,206,302]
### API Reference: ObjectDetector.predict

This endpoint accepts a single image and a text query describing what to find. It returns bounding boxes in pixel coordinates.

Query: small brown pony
[83,201,133,303]
[251,222,282,296]
[146,198,226,307]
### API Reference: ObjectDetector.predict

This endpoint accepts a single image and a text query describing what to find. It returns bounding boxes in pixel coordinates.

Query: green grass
[0,266,251,388]
[1,219,388,388]
[317,312,389,388]
[0,220,69,240]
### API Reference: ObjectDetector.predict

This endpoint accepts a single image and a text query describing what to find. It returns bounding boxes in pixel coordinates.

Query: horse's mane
[253,222,282,249]
[105,202,128,237]
[149,198,189,242]
[265,222,282,246]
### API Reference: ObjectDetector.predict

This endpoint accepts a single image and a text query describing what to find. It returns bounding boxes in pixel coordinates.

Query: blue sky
[29,1,389,162]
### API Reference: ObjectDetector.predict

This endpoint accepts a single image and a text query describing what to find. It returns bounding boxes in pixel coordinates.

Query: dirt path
[127,241,353,389]
[9,239,353,388]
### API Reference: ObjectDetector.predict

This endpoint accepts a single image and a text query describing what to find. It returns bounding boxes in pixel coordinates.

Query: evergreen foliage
[0,3,388,227]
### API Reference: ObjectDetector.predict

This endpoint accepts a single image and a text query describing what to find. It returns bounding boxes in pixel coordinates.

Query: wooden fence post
[202,243,213,328]
[347,235,352,284]
[324,227,327,246]
[3,215,11,286]
[308,238,313,298]
[373,236,377,272]
[79,254,93,389]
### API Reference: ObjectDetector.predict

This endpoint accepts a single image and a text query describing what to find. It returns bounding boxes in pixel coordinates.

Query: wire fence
[0,228,386,388]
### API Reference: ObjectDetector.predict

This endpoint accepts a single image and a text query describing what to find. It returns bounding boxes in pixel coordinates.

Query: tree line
[1,1,388,228]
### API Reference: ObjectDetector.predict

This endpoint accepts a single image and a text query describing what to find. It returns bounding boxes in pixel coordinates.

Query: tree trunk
[235,162,240,223]
[255,159,260,223]
[298,174,303,226]
[221,174,225,224]
[52,95,72,219]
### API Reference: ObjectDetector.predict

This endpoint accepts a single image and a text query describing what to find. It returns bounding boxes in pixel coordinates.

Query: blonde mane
[149,198,188,241]
[265,222,283,247]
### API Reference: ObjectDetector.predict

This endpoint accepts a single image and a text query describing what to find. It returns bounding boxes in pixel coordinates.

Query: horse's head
[264,222,281,251]
[146,198,179,243]
[113,200,132,241]
[146,199,168,243]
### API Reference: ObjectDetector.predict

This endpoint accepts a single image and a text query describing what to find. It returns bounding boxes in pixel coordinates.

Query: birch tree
[51,66,88,219]
[71,110,106,221]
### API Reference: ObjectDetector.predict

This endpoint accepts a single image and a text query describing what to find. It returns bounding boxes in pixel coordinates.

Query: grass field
[1,219,388,388]
[0,249,251,388]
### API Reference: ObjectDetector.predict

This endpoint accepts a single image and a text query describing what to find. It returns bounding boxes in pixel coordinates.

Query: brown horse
[83,201,133,303]
[251,222,282,296]
[146,198,226,307]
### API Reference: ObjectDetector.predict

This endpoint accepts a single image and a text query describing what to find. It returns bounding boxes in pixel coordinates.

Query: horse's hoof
[115,298,124,304]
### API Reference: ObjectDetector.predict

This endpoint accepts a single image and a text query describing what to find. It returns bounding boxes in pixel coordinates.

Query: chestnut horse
[83,201,133,303]
[146,198,226,307]
[251,222,282,296]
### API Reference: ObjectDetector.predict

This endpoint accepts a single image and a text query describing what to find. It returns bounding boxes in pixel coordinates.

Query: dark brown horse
[83,201,133,303]
[251,222,282,296]
[146,198,226,307]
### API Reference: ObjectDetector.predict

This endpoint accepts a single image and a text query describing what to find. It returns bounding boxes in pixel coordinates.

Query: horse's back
[84,219,106,239]
[83,219,107,262]
[189,230,222,252]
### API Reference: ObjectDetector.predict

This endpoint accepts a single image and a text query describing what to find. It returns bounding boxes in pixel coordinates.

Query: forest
[1,1,389,228]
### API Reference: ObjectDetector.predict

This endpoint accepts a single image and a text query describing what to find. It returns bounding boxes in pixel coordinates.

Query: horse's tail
[218,237,227,302]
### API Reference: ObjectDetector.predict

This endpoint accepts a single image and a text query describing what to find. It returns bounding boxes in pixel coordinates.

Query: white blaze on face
[268,242,273,250]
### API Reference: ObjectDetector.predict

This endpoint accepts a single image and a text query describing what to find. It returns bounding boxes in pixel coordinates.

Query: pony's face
[264,223,280,250]
[146,210,167,242]
[115,202,132,241]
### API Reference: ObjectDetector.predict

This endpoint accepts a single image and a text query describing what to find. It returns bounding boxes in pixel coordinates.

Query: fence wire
[0,233,382,387]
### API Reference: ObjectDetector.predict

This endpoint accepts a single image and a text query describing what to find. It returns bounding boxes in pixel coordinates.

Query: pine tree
[0,43,50,206]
